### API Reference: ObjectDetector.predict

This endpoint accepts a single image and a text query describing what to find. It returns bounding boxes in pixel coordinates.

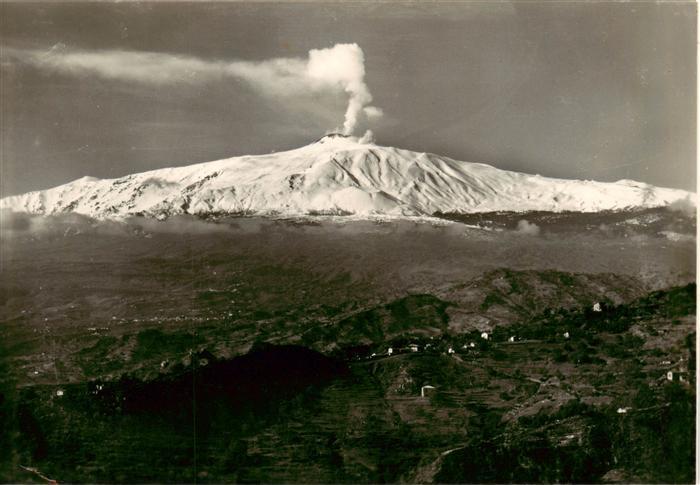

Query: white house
[409,344,419,352]
[666,369,689,383]
[387,347,393,356]
[421,385,436,398]
[481,332,489,340]
[593,302,602,312]
[448,347,455,354]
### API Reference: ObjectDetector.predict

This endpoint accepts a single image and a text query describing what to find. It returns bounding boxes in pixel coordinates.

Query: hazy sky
[1,1,696,196]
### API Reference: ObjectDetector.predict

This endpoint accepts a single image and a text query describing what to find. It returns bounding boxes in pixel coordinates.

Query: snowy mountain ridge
[1,134,693,219]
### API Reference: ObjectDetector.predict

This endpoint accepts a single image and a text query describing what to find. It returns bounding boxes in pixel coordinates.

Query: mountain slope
[1,134,693,219]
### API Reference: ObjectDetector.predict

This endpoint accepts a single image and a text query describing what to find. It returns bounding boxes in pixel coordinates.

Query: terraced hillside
[1,283,694,483]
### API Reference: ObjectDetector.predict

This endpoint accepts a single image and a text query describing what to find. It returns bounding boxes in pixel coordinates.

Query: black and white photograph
[0,1,696,483]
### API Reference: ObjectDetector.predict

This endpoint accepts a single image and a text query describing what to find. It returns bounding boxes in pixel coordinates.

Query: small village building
[666,369,690,383]
[387,347,393,356]
[481,332,489,340]
[421,385,436,398]
[509,336,515,342]
[593,302,602,312]
[564,332,570,339]
[56,390,64,397]
[447,347,455,354]
[409,344,419,352]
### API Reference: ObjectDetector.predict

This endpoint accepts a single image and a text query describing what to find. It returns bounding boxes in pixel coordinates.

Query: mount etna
[1,134,692,220]
[0,6,697,480]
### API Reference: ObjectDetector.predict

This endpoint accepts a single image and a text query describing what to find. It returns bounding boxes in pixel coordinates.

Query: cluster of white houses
[370,325,590,362]
[662,356,690,384]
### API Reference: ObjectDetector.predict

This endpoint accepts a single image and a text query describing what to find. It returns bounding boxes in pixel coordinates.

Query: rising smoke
[4,43,382,135]
[307,43,382,135]
[516,219,540,236]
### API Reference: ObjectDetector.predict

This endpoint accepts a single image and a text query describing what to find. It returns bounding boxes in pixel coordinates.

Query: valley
[0,211,695,482]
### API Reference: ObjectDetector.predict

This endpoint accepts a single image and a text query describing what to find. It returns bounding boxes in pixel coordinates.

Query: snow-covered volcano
[1,134,693,219]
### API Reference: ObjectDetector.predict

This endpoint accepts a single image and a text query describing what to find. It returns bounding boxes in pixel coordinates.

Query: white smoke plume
[306,43,382,135]
[4,43,382,135]
[666,195,696,217]
[516,219,540,236]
